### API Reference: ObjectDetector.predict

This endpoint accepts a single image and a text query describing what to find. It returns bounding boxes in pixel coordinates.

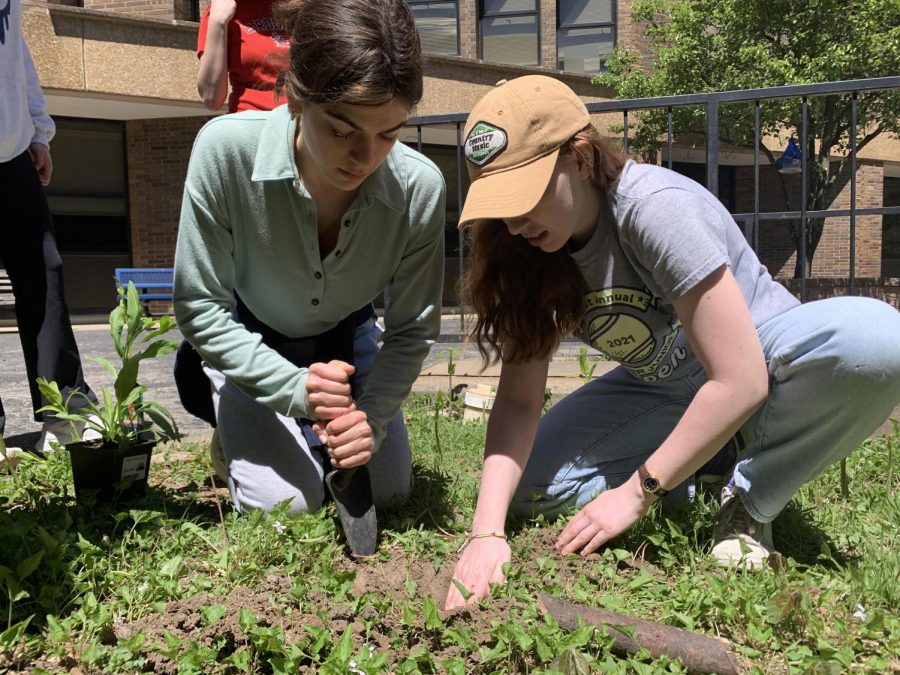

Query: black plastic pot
[67,438,156,503]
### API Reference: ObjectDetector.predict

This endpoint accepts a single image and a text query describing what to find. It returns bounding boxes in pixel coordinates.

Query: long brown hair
[462,125,628,365]
[274,0,422,108]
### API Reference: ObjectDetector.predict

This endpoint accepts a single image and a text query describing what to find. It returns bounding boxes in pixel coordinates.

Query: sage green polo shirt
[174,105,446,450]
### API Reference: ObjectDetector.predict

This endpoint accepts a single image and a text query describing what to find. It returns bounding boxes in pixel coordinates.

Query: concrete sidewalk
[417,343,614,397]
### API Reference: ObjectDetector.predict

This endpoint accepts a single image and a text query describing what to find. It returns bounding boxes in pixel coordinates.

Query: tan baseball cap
[458,75,589,227]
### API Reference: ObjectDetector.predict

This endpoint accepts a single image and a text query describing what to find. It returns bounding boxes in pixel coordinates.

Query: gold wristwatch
[638,464,669,498]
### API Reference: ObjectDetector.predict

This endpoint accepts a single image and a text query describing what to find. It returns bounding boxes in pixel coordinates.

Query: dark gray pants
[0,151,95,434]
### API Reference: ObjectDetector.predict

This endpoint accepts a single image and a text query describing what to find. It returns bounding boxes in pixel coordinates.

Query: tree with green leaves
[595,0,900,277]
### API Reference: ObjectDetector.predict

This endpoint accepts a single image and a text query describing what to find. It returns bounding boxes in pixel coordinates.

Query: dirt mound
[115,545,541,672]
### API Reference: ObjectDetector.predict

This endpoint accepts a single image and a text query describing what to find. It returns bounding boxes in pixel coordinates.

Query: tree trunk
[793,216,825,279]
[792,154,832,279]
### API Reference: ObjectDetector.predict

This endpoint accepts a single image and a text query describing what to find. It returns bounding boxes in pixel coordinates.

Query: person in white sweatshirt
[0,0,98,457]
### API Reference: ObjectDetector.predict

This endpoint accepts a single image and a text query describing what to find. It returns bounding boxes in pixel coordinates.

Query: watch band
[638,464,669,498]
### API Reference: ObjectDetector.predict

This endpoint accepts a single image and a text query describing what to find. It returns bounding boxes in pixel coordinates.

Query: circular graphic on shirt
[589,313,656,363]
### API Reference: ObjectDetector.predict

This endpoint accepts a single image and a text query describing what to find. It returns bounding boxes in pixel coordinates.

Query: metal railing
[405,76,900,310]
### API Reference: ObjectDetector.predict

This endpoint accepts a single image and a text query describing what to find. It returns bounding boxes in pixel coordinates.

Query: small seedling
[577,347,601,383]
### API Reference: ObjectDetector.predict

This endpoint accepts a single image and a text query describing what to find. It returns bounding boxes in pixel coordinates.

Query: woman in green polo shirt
[173,0,446,516]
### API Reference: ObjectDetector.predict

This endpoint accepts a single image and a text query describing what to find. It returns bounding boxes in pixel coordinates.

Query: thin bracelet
[458,531,507,553]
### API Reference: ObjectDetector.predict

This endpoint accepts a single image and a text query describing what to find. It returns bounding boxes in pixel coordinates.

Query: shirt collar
[251,104,407,212]
[363,144,407,213]
[251,105,298,183]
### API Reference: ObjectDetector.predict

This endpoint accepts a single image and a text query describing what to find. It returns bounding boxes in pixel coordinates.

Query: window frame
[407,0,461,56]
[556,0,617,74]
[478,0,541,66]
[45,117,130,256]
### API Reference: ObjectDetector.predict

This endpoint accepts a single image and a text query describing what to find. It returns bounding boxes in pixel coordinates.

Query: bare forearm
[647,376,766,490]
[197,20,229,110]
[647,265,769,490]
[470,398,543,533]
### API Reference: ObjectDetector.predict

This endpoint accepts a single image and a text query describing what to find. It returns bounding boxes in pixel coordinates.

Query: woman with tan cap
[445,75,900,609]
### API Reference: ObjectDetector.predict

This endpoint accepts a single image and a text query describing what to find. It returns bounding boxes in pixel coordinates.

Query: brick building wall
[458,0,477,60]
[125,117,210,268]
[735,161,884,279]
[615,0,651,69]
[539,0,556,69]
[56,0,199,20]
[81,0,176,20]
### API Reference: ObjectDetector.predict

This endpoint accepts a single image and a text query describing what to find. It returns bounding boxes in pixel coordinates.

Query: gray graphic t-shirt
[571,160,798,382]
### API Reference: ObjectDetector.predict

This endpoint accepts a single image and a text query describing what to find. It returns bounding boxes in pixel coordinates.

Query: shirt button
[334,250,341,257]
[311,298,319,306]
[314,271,322,279]
[343,220,351,227]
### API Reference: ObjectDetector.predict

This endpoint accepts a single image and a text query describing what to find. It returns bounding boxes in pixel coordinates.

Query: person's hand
[314,410,373,469]
[445,536,511,610]
[555,476,654,556]
[28,143,52,186]
[208,0,237,24]
[307,360,355,421]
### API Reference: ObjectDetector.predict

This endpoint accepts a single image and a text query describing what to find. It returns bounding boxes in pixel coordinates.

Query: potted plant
[37,281,181,502]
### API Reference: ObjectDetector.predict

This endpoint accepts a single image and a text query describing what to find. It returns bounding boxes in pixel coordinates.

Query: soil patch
[113,546,530,672]
[107,529,665,672]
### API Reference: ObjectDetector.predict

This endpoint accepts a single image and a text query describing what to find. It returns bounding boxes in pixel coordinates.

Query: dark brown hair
[274,0,423,107]
[462,125,628,365]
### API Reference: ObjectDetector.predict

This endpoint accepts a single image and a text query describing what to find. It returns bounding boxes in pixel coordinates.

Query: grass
[0,397,898,673]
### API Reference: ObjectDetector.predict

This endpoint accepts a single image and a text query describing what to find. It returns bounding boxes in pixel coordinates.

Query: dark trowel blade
[325,465,377,556]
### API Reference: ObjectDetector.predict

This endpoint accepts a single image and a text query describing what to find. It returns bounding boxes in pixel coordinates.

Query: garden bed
[1,398,898,673]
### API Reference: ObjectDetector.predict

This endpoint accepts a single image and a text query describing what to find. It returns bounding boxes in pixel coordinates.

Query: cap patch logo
[465,122,508,166]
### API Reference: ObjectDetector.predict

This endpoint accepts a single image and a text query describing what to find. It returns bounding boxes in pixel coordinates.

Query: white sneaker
[711,484,776,570]
[0,436,24,472]
[37,414,104,453]
[209,429,227,482]
[82,416,103,443]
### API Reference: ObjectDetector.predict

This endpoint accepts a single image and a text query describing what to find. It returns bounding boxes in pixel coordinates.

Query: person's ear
[571,138,594,180]
[287,97,304,117]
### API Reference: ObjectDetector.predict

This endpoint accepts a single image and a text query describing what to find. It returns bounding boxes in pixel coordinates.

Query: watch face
[642,476,660,493]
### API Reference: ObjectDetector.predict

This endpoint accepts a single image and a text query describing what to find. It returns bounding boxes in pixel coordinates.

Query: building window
[480,0,539,67]
[409,1,459,56]
[45,118,129,255]
[883,177,900,277]
[177,0,201,22]
[672,162,736,213]
[557,0,615,74]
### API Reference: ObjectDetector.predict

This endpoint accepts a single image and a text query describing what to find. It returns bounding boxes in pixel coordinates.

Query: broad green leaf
[423,596,443,630]
[334,626,353,663]
[201,603,228,626]
[115,357,140,403]
[15,550,44,580]
[402,601,416,626]
[87,355,119,380]
[0,616,33,650]
[35,378,63,407]
[451,578,474,601]
[133,339,178,363]
[548,648,592,675]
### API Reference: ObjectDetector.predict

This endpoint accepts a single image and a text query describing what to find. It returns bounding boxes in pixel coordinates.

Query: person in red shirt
[196,0,291,113]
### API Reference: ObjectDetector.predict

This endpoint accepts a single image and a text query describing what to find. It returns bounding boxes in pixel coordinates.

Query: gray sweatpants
[512,296,900,523]
[205,318,412,515]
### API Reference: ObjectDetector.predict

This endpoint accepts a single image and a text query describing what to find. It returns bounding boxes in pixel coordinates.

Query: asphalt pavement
[3,315,895,448]
[0,315,594,447]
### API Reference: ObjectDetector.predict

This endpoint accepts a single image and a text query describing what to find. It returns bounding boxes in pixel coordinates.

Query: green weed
[0,404,897,672]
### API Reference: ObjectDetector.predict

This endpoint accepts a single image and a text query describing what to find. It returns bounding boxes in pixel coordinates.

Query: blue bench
[114,268,174,313]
